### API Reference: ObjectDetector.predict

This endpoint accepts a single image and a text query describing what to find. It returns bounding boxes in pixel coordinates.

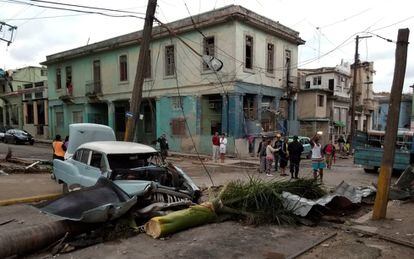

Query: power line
[370,15,414,32]
[319,8,371,29]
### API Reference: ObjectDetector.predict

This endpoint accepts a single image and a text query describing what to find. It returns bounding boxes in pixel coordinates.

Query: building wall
[375,99,412,130]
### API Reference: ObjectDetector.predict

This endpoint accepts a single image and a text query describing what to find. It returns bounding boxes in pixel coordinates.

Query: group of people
[257,134,304,178]
[212,132,228,163]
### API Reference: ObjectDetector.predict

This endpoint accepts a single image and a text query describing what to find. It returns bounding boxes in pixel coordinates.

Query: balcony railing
[86,81,102,95]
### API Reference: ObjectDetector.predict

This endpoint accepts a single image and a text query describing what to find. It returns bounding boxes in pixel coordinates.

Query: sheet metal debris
[35,177,137,223]
[283,181,375,217]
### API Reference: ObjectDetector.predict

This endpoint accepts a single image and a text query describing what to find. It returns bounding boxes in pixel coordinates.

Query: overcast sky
[1,0,413,92]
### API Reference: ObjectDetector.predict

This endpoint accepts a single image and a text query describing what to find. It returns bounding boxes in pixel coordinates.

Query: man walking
[212,132,220,162]
[273,134,282,172]
[310,133,325,181]
[288,135,304,179]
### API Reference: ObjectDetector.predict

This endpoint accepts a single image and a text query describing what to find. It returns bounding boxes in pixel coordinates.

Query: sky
[0,0,413,93]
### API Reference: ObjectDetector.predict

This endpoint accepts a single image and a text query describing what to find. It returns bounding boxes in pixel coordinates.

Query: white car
[53,123,200,201]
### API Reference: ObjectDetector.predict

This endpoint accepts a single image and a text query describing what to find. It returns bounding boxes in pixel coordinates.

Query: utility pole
[124,0,157,142]
[372,28,410,220]
[349,35,371,149]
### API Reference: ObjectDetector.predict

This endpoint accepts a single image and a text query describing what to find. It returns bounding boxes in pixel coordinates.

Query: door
[81,150,104,187]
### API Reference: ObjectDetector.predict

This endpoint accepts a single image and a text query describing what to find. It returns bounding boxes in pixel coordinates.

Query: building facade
[373,93,412,131]
[0,66,49,139]
[351,61,375,131]
[42,5,304,156]
[297,62,351,144]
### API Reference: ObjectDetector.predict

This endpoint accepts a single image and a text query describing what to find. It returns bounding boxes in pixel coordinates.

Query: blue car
[288,136,312,159]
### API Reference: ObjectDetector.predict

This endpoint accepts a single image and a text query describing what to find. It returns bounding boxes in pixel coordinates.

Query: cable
[370,15,414,32]
[1,13,87,20]
[318,8,371,29]
[2,0,146,20]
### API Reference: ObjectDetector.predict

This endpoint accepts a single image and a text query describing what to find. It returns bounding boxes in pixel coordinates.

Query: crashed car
[53,123,200,204]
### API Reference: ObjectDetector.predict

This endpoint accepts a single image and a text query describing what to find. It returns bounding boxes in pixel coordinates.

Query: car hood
[113,180,153,196]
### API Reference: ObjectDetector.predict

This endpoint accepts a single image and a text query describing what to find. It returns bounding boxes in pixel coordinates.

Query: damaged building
[42,5,304,156]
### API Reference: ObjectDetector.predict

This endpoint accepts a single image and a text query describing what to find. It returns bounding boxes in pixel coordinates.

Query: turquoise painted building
[42,5,304,156]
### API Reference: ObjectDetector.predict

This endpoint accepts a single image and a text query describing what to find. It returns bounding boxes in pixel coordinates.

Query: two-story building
[0,66,49,139]
[42,5,304,156]
[297,62,351,144]
[373,93,412,131]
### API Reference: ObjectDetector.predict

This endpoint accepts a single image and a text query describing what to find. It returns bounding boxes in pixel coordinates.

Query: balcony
[85,81,102,103]
[58,87,74,104]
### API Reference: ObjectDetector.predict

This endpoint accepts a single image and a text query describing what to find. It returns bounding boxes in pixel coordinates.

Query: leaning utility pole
[372,28,410,220]
[349,35,371,149]
[124,0,157,142]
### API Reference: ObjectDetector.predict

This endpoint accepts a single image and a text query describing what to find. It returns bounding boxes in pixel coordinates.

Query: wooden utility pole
[372,28,410,220]
[124,0,157,142]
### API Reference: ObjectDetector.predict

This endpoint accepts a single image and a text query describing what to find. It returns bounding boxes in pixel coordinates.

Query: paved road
[0,142,52,160]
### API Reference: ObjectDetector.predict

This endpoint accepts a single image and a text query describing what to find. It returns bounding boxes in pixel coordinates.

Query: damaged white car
[53,123,200,203]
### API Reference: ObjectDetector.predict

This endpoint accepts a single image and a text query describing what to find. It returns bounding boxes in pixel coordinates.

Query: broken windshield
[107,153,158,170]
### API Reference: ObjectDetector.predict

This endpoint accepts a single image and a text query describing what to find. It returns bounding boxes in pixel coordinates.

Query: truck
[353,130,414,173]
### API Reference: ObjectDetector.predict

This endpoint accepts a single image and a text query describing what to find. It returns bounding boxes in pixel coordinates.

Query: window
[34,91,43,99]
[266,43,274,74]
[80,150,90,164]
[90,151,103,169]
[171,96,183,110]
[203,36,215,70]
[245,36,253,69]
[305,81,311,89]
[65,66,72,87]
[119,55,128,81]
[144,50,151,78]
[171,118,186,136]
[41,69,47,76]
[56,68,62,89]
[72,111,83,123]
[165,45,175,76]
[334,107,340,121]
[55,111,63,127]
[317,95,324,107]
[26,103,34,124]
[93,60,101,84]
[340,108,348,123]
[24,83,32,89]
[73,150,83,162]
[24,93,32,100]
[313,76,321,85]
[329,79,334,90]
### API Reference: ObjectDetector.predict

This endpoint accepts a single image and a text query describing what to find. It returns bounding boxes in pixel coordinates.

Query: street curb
[0,193,61,206]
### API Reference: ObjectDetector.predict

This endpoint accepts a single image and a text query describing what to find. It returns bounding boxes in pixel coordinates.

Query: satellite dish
[202,55,223,72]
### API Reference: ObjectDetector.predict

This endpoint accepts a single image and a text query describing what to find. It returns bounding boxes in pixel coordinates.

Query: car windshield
[107,153,158,170]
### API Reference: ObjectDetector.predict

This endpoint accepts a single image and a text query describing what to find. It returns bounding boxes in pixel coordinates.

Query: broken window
[26,103,34,124]
[56,68,62,89]
[266,43,274,74]
[317,95,324,107]
[165,45,175,76]
[245,36,253,69]
[119,55,128,81]
[313,76,321,85]
[203,36,215,70]
[171,118,186,136]
[144,50,151,79]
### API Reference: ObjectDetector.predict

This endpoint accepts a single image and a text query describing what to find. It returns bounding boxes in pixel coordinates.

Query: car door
[81,150,105,187]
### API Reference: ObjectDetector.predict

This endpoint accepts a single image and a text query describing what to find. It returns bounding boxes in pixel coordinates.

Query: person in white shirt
[219,133,228,163]
[310,133,326,181]
[265,139,278,176]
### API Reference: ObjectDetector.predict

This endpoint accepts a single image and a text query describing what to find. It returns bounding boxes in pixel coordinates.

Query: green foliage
[216,177,326,225]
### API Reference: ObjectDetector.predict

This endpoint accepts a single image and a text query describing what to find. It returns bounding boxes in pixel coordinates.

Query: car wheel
[62,183,69,194]
[29,140,34,145]
[364,168,378,173]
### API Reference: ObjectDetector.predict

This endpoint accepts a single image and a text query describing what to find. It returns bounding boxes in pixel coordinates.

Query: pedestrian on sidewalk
[310,133,325,181]
[278,136,289,176]
[273,134,282,172]
[212,132,220,162]
[257,137,267,173]
[337,135,345,153]
[52,135,65,161]
[157,134,169,160]
[219,133,228,163]
[323,140,336,169]
[288,135,304,179]
[265,139,278,176]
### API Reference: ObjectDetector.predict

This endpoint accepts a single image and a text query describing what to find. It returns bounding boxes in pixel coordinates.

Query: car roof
[77,141,157,154]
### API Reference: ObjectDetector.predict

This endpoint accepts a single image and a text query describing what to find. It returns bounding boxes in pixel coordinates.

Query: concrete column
[227,93,243,138]
[221,94,228,134]
[23,103,28,125]
[33,100,38,125]
[44,100,49,126]
[195,95,201,135]
[1,106,6,125]
[107,101,115,129]
[255,94,262,122]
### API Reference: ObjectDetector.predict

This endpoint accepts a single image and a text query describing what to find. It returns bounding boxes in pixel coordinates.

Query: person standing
[52,135,65,161]
[310,133,325,181]
[257,138,267,173]
[278,136,289,176]
[288,135,304,179]
[157,134,169,160]
[212,132,220,162]
[219,133,228,163]
[265,139,278,176]
[337,135,345,153]
[323,140,336,169]
[273,134,282,172]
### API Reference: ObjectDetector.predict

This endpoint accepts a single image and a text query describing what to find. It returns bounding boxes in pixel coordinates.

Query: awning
[334,121,346,127]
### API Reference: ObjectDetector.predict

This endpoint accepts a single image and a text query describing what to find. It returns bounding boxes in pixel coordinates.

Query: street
[1,142,413,259]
